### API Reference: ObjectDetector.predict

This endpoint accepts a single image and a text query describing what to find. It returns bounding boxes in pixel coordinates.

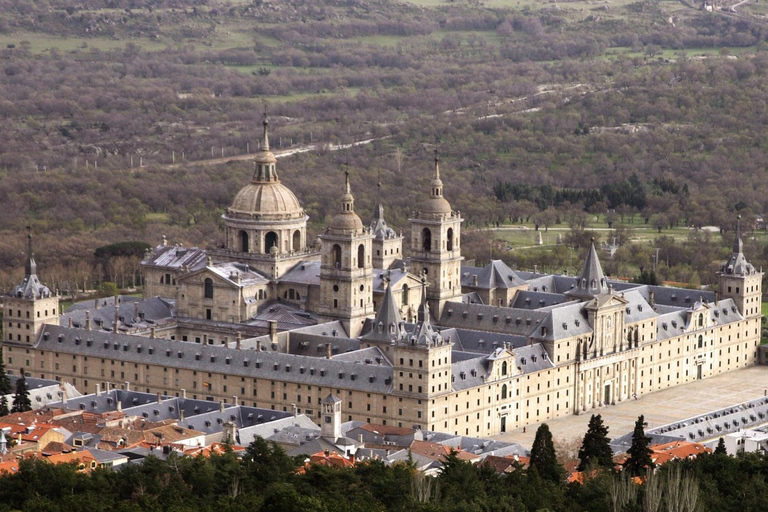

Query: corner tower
[4,231,58,346]
[718,217,762,318]
[409,154,463,318]
[318,171,374,337]
[217,114,314,278]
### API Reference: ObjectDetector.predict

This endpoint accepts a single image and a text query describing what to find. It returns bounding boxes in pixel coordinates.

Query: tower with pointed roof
[409,154,463,319]
[4,231,58,346]
[390,295,453,413]
[565,240,610,301]
[217,114,315,278]
[718,216,762,318]
[370,183,403,270]
[317,171,374,337]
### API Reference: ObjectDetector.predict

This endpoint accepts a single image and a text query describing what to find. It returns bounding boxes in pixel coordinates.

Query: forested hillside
[1,0,768,289]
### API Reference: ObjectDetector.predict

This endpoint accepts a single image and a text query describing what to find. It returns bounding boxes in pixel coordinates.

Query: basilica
[3,119,764,437]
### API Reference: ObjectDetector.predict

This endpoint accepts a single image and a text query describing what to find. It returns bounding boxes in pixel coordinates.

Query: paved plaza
[494,365,768,449]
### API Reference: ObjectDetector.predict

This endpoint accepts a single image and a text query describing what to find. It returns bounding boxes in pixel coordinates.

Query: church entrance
[697,365,702,380]
[604,384,611,406]
[500,416,507,433]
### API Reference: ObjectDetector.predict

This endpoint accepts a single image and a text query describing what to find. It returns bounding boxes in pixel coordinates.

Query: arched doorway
[239,231,249,252]
[264,232,278,254]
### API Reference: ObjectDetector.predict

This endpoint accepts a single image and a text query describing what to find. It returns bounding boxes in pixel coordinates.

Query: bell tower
[409,153,463,319]
[318,171,374,337]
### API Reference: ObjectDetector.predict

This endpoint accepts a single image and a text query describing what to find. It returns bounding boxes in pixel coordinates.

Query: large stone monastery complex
[3,118,765,437]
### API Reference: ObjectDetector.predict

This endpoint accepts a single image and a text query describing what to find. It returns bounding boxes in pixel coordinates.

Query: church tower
[718,217,762,318]
[409,154,463,319]
[4,231,58,346]
[217,114,314,278]
[318,171,374,337]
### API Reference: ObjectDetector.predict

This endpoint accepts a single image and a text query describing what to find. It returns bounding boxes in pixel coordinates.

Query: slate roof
[361,281,405,343]
[438,302,547,337]
[370,204,399,240]
[461,260,526,290]
[37,325,395,394]
[279,260,321,286]
[565,242,609,300]
[247,301,317,330]
[62,296,175,332]
[510,291,566,310]
[142,244,207,272]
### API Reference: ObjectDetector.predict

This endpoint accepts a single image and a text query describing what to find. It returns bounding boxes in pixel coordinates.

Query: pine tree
[529,423,565,483]
[714,437,727,455]
[11,371,31,413]
[0,348,12,395]
[578,414,614,471]
[0,396,8,417]
[623,415,653,476]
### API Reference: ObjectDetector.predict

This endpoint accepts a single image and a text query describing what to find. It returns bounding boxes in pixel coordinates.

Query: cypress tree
[0,348,12,395]
[623,415,653,476]
[11,371,31,413]
[577,414,614,471]
[714,437,727,455]
[529,423,565,483]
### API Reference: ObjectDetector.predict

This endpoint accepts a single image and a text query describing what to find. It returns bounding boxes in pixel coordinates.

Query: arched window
[332,244,342,268]
[698,313,704,328]
[292,230,301,252]
[357,244,365,268]
[447,228,454,251]
[501,361,507,376]
[698,335,703,349]
[402,284,409,306]
[501,384,508,400]
[264,232,278,254]
[204,278,214,299]
[422,228,432,252]
[239,230,249,252]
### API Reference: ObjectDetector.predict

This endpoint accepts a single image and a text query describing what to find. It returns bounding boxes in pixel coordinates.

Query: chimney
[68,317,73,328]
[113,304,119,333]
[134,302,139,322]
[181,388,186,399]
[150,327,156,339]
[95,383,100,396]
[219,401,225,413]
[268,320,278,345]
[94,299,99,310]
[203,335,208,345]
[116,400,122,413]
[533,265,538,274]
[326,343,332,360]
[124,381,130,391]
[649,290,656,308]
[292,404,297,417]
[472,274,478,287]
[236,332,242,350]
[256,339,262,352]
[179,408,185,422]
[85,311,91,331]
[162,235,167,246]
[157,392,162,404]
[233,395,238,406]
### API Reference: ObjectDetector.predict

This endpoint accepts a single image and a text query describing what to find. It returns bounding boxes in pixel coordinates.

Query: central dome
[228,181,304,220]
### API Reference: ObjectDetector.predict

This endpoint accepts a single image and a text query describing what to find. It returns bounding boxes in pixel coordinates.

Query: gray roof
[62,296,174,333]
[279,260,321,286]
[142,244,207,272]
[438,302,547,337]
[722,232,756,276]
[461,260,526,290]
[510,290,566,310]
[37,325,395,394]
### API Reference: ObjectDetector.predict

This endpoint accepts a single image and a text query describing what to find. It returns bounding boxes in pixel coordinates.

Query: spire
[361,277,404,342]
[417,273,430,322]
[733,214,743,255]
[722,214,755,275]
[340,170,355,213]
[431,150,443,199]
[252,112,278,183]
[566,238,609,300]
[260,111,270,151]
[25,227,37,277]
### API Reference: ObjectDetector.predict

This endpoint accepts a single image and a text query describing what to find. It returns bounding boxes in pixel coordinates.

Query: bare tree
[643,468,663,512]
[610,472,638,512]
